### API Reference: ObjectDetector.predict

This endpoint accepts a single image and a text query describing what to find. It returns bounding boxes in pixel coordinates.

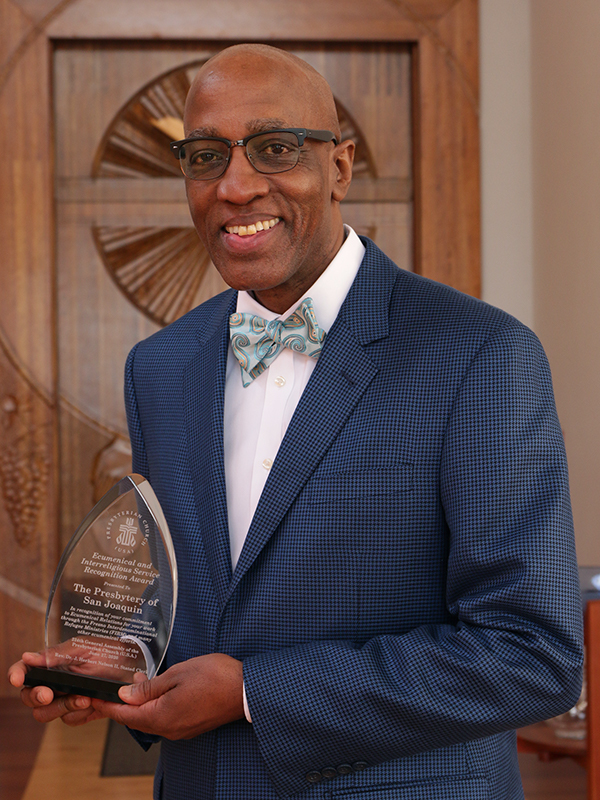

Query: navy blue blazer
[125,238,583,800]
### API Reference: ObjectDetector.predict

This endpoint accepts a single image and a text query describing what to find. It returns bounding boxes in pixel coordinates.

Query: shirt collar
[235,225,365,332]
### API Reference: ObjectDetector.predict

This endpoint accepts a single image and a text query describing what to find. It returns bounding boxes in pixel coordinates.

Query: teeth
[226,218,279,236]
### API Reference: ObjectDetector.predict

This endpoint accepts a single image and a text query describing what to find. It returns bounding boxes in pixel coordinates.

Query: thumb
[22,651,48,667]
[118,674,165,705]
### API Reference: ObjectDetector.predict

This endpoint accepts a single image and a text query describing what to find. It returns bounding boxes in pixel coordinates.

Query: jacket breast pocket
[305,465,414,504]
[330,777,490,800]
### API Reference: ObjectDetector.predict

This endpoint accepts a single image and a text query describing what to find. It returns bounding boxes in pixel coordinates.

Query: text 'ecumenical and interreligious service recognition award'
[24,475,177,703]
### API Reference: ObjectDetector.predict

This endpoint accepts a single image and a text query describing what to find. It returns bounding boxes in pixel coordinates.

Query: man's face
[183,55,353,313]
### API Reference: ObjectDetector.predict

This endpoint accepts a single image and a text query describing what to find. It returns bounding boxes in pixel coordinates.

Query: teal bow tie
[229,297,326,387]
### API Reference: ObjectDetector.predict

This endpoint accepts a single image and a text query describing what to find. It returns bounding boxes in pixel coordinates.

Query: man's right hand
[7,653,102,726]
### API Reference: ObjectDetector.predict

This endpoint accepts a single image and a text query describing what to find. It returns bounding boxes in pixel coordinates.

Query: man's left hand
[92,653,244,739]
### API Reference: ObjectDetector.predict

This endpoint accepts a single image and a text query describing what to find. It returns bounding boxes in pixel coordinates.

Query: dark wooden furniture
[518,599,600,800]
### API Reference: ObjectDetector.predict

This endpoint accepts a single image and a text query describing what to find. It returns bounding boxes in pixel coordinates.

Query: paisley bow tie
[229,297,326,387]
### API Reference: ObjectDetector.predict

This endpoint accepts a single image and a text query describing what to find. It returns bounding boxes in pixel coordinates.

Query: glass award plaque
[24,474,177,703]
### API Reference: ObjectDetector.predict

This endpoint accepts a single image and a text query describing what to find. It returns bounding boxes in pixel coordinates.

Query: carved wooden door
[53,42,414,546]
[0,0,479,686]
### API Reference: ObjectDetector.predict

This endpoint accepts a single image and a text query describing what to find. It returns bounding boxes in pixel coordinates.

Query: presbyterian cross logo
[106,510,149,552]
[116,517,138,548]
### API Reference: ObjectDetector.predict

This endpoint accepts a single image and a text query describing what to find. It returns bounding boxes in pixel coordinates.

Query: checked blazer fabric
[124,237,583,800]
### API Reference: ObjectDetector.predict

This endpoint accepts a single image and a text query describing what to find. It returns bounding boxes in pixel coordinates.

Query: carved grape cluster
[0,395,50,548]
[0,441,49,548]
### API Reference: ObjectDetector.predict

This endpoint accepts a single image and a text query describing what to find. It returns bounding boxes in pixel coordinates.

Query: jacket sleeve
[124,343,150,480]
[123,343,161,750]
[242,322,584,797]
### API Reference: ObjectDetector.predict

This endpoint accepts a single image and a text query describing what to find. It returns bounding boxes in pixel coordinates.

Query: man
[10,44,583,800]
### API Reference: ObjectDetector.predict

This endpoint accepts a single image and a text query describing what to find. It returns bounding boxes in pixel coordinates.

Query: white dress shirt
[224,225,365,722]
[223,226,365,569]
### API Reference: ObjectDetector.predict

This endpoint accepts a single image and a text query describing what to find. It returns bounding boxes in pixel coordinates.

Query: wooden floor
[22,718,153,800]
[0,698,589,800]
[0,698,45,800]
[0,698,153,800]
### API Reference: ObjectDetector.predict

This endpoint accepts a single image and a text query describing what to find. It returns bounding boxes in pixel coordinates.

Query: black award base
[23,667,126,703]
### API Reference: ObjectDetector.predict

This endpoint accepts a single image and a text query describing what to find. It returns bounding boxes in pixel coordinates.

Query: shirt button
[274,375,286,387]
[337,764,353,775]
[262,458,273,470]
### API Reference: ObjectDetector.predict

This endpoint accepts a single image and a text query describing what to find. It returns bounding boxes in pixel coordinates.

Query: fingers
[8,655,103,728]
[31,693,93,725]
[19,681,95,725]
[8,659,59,714]
[22,651,48,667]
[7,660,27,690]
[94,655,245,739]
[7,651,51,691]
[118,677,160,705]
[20,684,55,708]
[91,676,170,732]
[91,696,158,733]
[8,660,56,707]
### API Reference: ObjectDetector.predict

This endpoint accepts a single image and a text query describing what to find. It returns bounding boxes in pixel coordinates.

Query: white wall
[480,0,600,564]
[530,0,600,565]
[480,0,534,329]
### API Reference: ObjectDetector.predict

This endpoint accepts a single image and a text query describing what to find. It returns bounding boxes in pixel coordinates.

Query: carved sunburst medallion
[91,226,214,327]
[92,58,376,327]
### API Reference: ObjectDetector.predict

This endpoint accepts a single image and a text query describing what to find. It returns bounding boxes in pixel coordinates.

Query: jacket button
[352,761,368,772]
[305,771,322,784]
[337,764,353,775]
[321,767,338,779]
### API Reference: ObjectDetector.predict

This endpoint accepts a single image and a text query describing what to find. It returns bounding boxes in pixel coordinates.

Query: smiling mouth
[224,218,280,237]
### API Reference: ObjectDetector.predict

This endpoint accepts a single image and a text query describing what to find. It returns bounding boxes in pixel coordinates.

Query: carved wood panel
[0,0,479,693]
[88,58,386,327]
[53,42,412,546]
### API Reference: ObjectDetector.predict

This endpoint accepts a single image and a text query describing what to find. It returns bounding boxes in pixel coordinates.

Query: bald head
[180,43,355,313]
[185,44,341,140]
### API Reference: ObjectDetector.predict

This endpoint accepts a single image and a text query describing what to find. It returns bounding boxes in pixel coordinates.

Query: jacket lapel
[183,290,236,610]
[226,243,398,600]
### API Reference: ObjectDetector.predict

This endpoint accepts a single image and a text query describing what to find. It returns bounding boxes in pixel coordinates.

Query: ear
[331,139,355,202]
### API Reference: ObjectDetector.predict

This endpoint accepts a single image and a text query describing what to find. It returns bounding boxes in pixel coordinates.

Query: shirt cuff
[242,680,253,723]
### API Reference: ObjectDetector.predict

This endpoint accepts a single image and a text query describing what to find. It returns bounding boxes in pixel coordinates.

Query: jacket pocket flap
[306,466,414,502]
[331,776,489,799]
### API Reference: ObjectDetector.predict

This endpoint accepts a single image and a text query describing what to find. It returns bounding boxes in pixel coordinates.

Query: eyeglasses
[170,128,338,180]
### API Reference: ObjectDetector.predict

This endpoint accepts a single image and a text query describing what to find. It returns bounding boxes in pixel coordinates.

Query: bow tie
[229,297,326,387]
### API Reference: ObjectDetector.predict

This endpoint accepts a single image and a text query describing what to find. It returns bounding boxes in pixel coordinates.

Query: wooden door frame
[0,0,479,689]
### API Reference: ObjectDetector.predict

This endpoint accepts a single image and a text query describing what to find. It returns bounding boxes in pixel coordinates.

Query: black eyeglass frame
[170,128,339,179]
